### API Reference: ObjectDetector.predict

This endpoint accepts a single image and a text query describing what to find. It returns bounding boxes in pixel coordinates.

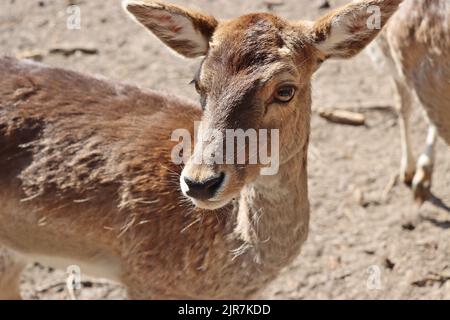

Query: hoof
[400,169,415,187]
[412,181,431,205]
[411,163,433,205]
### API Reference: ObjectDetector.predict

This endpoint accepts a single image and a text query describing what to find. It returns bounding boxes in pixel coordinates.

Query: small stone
[319,0,331,9]
[353,188,365,206]
[384,258,395,270]
[402,222,416,231]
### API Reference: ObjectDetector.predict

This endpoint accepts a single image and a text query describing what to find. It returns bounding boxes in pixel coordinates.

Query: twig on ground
[317,108,366,126]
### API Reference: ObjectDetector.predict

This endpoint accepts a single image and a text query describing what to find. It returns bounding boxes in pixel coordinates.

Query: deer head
[124,0,402,210]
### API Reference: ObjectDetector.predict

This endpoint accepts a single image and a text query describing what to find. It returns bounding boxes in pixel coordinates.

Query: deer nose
[183,172,225,201]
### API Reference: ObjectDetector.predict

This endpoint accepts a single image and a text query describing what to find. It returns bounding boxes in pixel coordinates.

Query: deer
[0,0,402,299]
[368,0,450,202]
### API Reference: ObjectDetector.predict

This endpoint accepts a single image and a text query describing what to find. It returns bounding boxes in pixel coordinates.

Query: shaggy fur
[369,0,449,200]
[0,0,402,299]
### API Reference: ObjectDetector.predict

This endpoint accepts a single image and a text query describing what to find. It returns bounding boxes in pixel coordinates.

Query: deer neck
[233,143,309,270]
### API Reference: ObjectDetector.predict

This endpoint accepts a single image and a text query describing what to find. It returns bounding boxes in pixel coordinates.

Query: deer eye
[274,85,296,103]
[190,79,202,94]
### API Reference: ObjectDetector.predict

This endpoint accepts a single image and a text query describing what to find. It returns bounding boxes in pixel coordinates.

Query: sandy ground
[1,0,450,299]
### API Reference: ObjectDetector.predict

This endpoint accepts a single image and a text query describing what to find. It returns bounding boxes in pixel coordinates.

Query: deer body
[369,0,450,200]
[0,56,308,299]
[0,0,402,299]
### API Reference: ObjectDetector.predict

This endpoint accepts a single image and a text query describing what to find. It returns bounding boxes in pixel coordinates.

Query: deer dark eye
[190,79,201,94]
[274,85,296,103]
[190,79,207,110]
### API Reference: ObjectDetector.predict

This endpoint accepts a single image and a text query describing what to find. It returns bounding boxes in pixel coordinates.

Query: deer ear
[124,0,218,58]
[310,0,402,59]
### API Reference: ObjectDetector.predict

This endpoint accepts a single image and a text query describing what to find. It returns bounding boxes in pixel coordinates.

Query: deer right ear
[310,0,403,59]
[123,0,218,58]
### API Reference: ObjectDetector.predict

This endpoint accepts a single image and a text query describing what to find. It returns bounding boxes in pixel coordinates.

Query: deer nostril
[203,172,225,191]
[184,172,225,200]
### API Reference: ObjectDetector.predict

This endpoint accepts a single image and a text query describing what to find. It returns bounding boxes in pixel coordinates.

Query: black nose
[184,172,225,200]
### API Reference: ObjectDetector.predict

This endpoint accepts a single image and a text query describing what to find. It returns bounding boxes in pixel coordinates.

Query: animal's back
[0,56,201,198]
[0,57,262,299]
[0,56,211,289]
[383,0,450,143]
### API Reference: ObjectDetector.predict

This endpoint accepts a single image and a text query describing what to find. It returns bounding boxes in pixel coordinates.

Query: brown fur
[370,0,449,200]
[382,0,450,142]
[125,0,218,57]
[0,56,304,299]
[0,0,401,299]
[313,0,403,58]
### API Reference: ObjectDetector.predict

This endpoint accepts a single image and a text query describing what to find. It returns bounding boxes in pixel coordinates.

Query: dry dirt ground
[1,0,450,300]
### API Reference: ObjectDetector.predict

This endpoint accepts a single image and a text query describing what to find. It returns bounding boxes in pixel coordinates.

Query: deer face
[180,15,317,210]
[125,0,403,209]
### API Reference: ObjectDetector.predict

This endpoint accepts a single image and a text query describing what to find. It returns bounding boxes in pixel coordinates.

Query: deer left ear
[124,0,218,58]
[310,0,403,59]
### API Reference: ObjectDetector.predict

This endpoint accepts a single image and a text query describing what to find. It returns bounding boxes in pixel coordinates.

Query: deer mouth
[189,196,234,211]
